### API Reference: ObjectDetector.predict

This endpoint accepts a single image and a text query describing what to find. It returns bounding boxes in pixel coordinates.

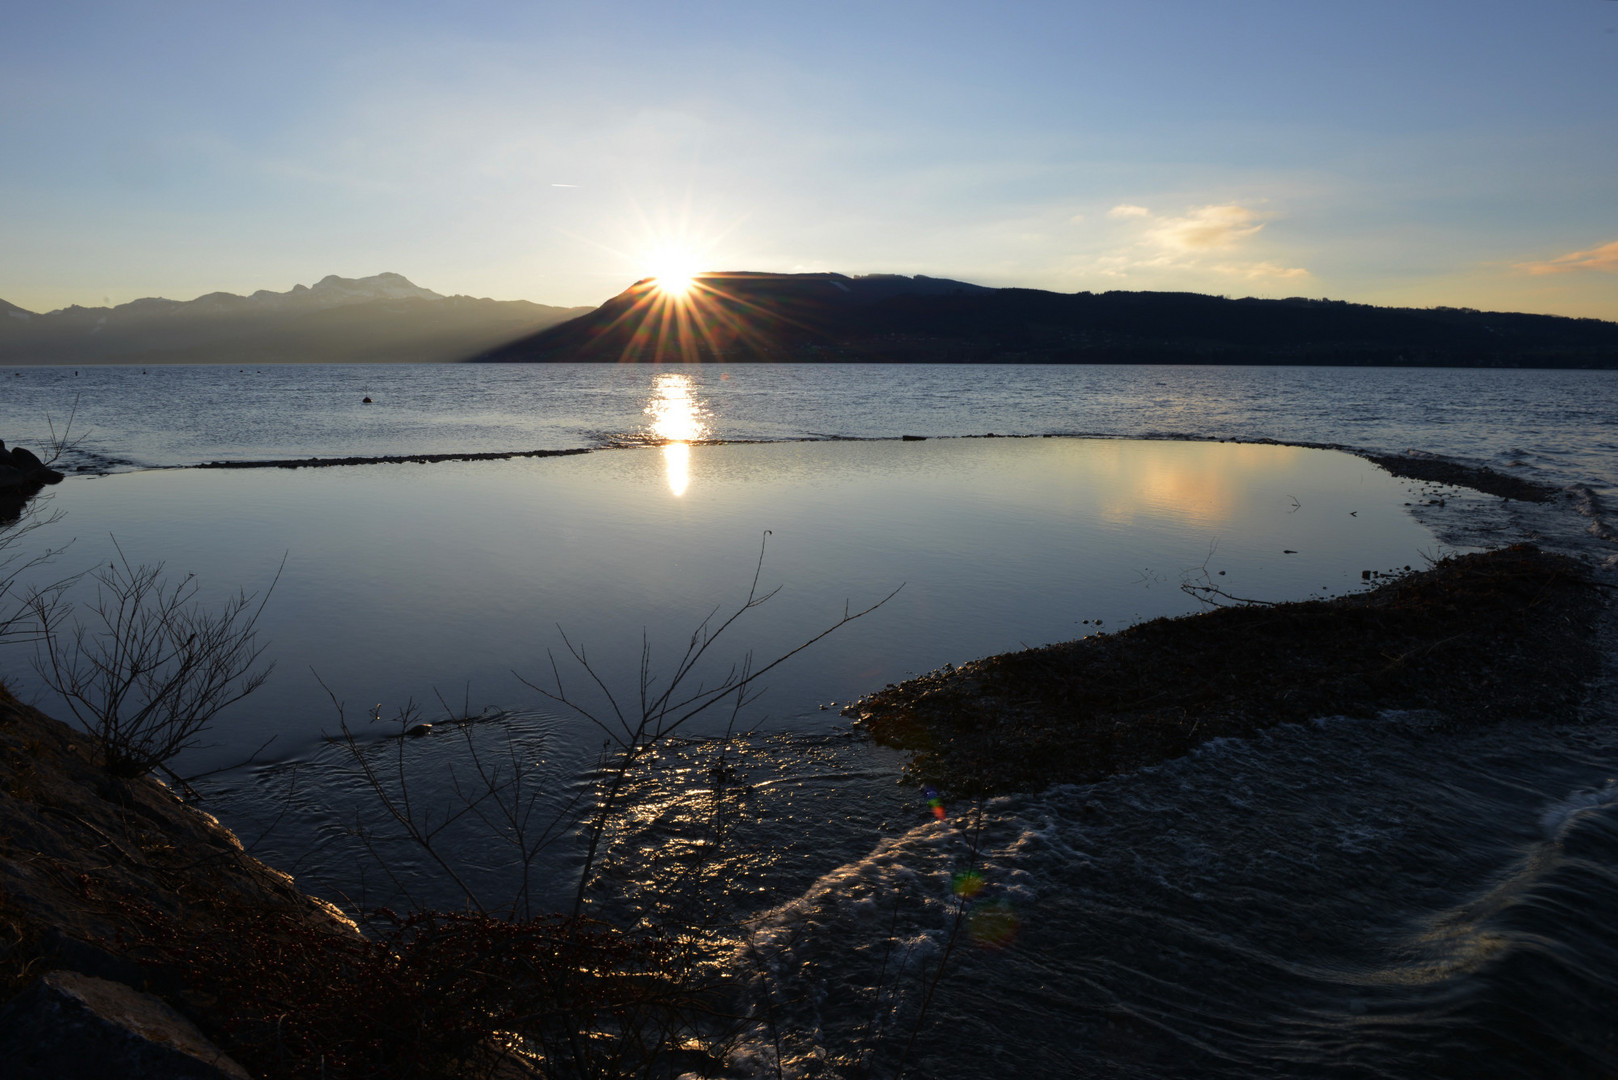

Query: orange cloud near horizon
[1516,239,1618,276]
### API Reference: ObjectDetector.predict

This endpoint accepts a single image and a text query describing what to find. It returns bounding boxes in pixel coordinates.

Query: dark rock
[0,443,65,497]
[40,930,154,991]
[0,970,251,1080]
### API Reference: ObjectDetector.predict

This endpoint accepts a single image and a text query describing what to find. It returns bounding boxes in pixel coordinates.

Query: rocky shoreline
[846,544,1606,795]
[0,686,358,1078]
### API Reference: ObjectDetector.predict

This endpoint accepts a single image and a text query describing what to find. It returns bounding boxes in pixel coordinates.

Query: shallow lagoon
[12,436,1443,775]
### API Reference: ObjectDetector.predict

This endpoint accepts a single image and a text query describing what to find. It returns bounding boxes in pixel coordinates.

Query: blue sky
[4,0,1616,318]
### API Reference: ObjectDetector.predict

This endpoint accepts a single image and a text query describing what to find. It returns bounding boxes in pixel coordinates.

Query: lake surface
[3,362,1617,1077]
[4,362,1617,500]
[4,436,1441,767]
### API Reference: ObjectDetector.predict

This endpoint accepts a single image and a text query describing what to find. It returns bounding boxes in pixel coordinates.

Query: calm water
[3,362,1617,1077]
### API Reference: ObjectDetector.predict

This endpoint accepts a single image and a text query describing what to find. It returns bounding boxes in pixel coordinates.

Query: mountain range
[5,271,1616,368]
[0,273,593,365]
[474,271,1618,368]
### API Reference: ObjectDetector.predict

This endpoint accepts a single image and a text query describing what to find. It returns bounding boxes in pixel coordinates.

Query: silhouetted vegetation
[28,546,279,779]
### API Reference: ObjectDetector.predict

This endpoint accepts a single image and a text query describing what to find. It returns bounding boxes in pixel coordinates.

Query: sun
[645,249,703,298]
[653,271,696,298]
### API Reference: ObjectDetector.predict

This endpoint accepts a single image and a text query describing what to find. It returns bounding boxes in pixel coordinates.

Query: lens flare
[951,870,986,897]
[967,900,1021,948]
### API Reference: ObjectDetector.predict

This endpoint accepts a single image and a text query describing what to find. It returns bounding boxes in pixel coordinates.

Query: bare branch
[515,531,901,918]
[29,543,282,777]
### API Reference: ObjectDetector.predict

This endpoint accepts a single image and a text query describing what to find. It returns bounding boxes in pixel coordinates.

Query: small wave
[1539,777,1618,840]
[1568,483,1618,542]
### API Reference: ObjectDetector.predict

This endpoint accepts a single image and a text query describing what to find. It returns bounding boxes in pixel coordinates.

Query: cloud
[1146,204,1264,252]
[1210,261,1311,281]
[1084,201,1309,284]
[1515,239,1618,276]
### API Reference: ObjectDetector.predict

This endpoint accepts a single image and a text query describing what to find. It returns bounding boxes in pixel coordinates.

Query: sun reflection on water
[662,442,691,496]
[644,372,710,496]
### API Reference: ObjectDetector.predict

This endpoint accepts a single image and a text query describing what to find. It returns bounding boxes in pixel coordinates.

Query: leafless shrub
[1,398,88,654]
[520,534,901,918]
[314,536,900,1076]
[0,496,74,652]
[30,542,281,778]
[325,687,590,921]
[38,394,86,468]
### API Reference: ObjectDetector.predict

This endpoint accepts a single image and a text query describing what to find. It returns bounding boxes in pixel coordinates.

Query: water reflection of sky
[8,438,1452,776]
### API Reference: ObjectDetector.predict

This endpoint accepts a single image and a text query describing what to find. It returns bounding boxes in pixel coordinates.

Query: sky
[4,0,1616,320]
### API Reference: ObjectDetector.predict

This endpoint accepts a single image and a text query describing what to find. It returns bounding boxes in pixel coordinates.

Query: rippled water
[744,714,1618,1078]
[3,362,1617,1077]
[3,362,1616,496]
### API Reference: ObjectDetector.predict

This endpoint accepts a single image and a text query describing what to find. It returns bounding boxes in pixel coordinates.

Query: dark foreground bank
[849,545,1604,795]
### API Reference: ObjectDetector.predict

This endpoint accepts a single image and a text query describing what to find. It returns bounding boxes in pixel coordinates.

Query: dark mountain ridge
[0,273,593,365]
[474,272,1618,368]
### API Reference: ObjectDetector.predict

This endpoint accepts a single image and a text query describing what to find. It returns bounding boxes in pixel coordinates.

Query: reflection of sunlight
[646,372,708,442]
[1078,441,1305,529]
[663,441,691,497]
[645,372,710,495]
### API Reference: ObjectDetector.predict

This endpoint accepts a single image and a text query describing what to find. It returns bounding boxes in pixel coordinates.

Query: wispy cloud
[1209,260,1311,281]
[1086,201,1309,283]
[1516,239,1618,276]
[1146,204,1264,252]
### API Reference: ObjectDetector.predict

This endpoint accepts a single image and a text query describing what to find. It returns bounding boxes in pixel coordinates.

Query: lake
[2,362,1616,1077]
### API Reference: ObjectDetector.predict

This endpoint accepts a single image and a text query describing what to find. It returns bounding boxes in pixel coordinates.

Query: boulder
[0,442,65,524]
[0,442,64,490]
[0,969,251,1080]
